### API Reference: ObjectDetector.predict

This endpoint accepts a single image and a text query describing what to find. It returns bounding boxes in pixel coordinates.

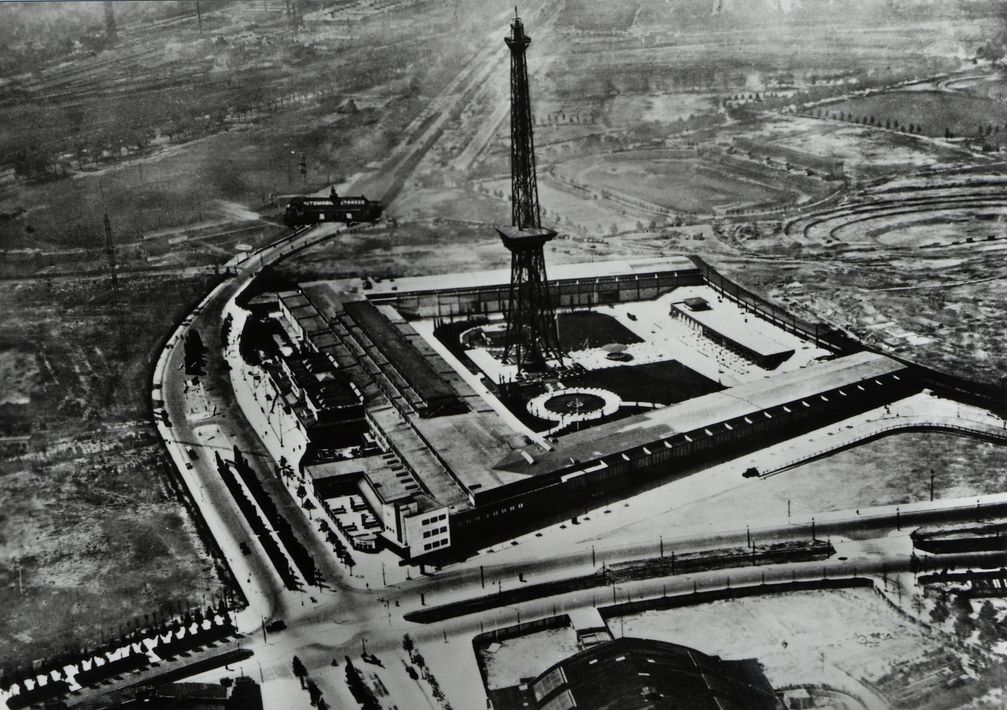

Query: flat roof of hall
[363,256,698,297]
[671,287,793,359]
[494,350,907,476]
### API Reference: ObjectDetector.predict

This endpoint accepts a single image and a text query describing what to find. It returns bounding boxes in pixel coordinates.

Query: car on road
[239,541,251,556]
[186,447,198,460]
[264,619,286,633]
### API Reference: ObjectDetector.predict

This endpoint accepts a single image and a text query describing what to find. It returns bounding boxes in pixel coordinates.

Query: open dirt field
[479,625,581,691]
[0,350,37,407]
[748,115,972,173]
[717,245,1007,379]
[0,439,217,663]
[615,589,937,698]
[0,272,223,663]
[667,431,1007,530]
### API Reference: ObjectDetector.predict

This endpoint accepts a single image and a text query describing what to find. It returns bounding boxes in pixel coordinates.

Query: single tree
[307,679,322,705]
[292,655,307,688]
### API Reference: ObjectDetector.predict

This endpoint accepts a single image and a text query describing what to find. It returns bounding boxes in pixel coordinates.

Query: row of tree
[184,329,207,377]
[317,517,356,569]
[231,446,319,585]
[1,600,233,696]
[342,656,379,710]
[291,655,330,709]
[812,107,925,135]
[214,450,298,589]
[402,635,453,709]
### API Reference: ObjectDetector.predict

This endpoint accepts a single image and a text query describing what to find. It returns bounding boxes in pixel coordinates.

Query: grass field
[556,311,643,351]
[0,0,474,273]
[568,359,722,405]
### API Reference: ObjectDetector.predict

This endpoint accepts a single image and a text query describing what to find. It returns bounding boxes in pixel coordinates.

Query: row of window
[421,512,447,526]
[456,501,525,527]
[422,526,448,539]
[423,538,447,551]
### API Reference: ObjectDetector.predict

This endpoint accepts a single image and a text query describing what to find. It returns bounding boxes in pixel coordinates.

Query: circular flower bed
[542,392,606,415]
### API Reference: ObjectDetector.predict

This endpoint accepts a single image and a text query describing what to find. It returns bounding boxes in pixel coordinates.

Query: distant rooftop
[357,256,699,298]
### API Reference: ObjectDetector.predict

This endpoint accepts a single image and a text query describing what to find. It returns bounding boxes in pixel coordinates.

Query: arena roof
[527,637,776,710]
[495,351,905,476]
[362,257,698,297]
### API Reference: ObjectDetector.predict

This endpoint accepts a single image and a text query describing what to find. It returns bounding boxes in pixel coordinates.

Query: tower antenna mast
[496,14,565,373]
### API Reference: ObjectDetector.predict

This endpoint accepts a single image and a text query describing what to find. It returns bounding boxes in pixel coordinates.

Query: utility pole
[104,214,128,356]
[196,0,203,33]
[930,469,935,502]
[104,1,117,44]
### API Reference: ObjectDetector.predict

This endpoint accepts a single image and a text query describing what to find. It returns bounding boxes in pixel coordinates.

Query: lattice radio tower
[497,13,564,373]
[104,214,128,355]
